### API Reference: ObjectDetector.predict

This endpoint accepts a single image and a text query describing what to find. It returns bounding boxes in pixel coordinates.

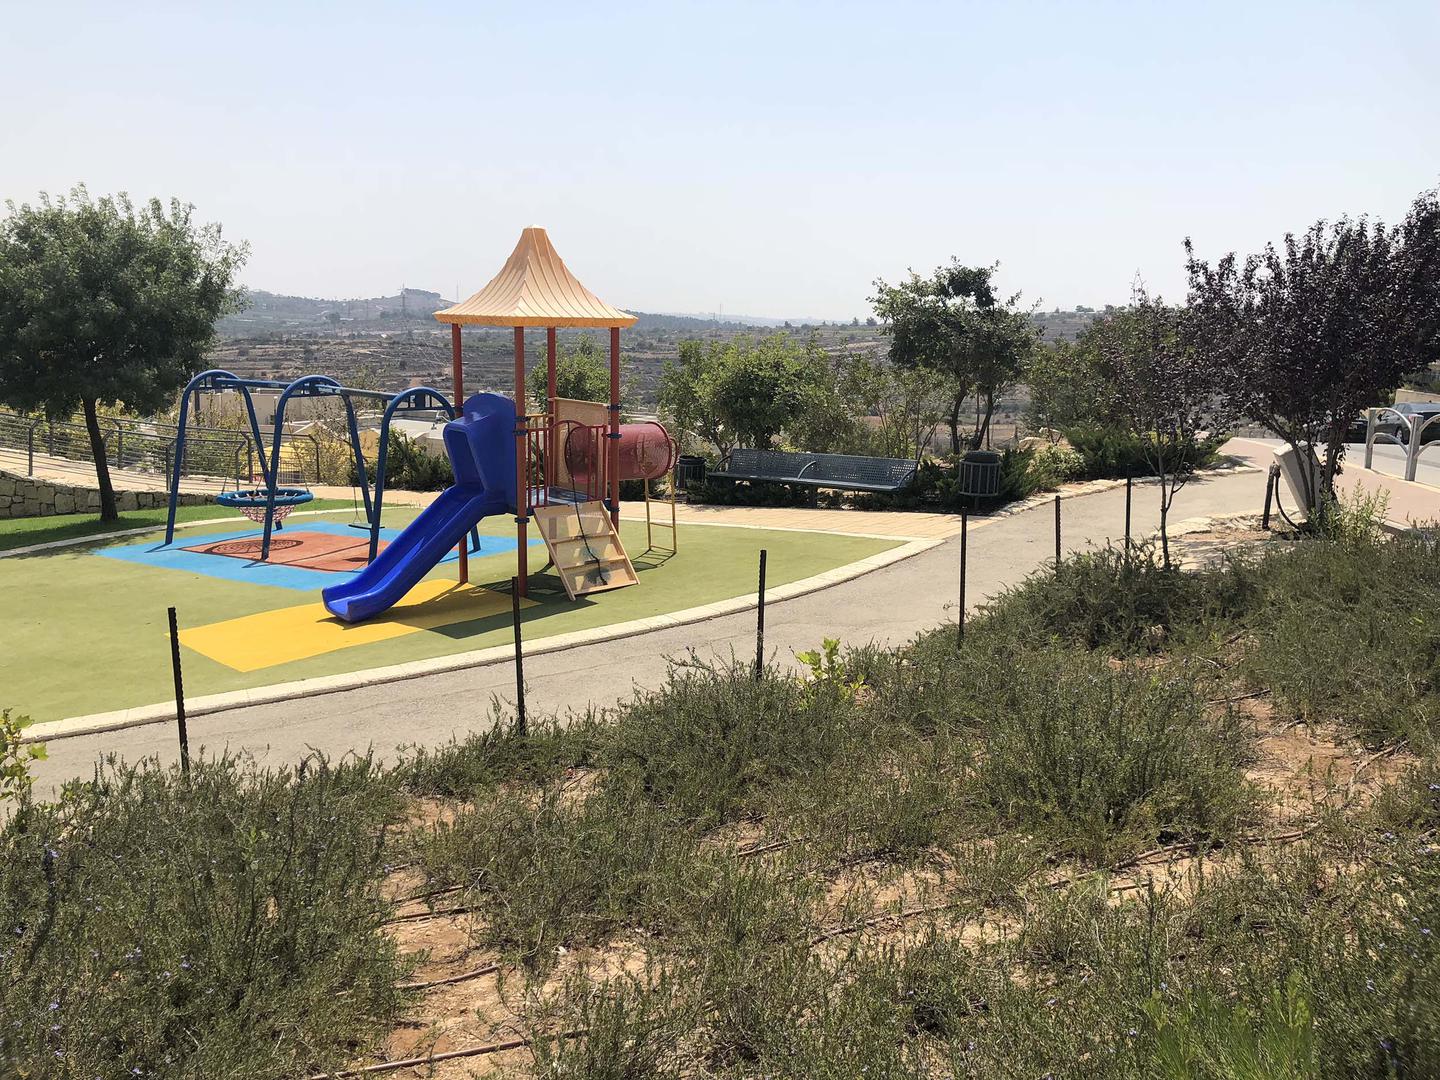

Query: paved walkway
[27,466,1268,795]
[650,502,967,540]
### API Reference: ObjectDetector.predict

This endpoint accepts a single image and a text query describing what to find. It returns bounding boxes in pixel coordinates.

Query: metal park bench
[709,448,918,494]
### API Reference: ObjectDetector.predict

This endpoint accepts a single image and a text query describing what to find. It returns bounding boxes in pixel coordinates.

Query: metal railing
[0,409,323,491]
[1363,407,1440,481]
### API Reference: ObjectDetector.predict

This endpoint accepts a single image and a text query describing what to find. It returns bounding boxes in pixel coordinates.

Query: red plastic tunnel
[565,421,677,487]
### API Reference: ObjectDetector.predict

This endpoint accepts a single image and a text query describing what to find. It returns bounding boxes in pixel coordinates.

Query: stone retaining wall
[0,469,210,519]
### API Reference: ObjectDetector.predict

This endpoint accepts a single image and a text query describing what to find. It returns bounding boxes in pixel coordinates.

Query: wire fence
[0,410,323,492]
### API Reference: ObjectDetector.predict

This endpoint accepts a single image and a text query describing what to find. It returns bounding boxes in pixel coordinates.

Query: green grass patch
[1,513,895,720]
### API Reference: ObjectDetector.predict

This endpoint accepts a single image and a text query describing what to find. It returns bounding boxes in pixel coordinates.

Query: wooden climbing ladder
[532,500,639,600]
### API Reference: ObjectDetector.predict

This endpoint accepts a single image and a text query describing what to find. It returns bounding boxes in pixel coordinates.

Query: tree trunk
[970,392,997,452]
[1321,432,1345,519]
[1158,468,1170,569]
[82,398,118,521]
[948,396,963,456]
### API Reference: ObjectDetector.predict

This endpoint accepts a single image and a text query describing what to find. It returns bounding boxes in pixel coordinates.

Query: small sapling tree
[1089,285,1237,567]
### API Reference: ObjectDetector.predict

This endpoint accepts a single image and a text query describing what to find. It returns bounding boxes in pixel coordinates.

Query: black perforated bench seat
[709,448,917,493]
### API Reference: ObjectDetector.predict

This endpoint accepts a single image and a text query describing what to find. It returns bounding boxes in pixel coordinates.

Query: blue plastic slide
[322,393,518,623]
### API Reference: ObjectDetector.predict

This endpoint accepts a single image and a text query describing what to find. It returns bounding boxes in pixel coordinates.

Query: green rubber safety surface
[0,508,899,722]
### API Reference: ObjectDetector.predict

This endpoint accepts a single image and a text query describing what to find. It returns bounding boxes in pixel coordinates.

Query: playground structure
[424,226,676,605]
[161,228,676,624]
[165,371,464,562]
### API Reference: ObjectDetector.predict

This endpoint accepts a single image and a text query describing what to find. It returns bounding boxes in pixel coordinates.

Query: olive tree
[527,331,619,411]
[0,188,247,519]
[870,260,1037,453]
[1185,188,1440,515]
[835,353,947,459]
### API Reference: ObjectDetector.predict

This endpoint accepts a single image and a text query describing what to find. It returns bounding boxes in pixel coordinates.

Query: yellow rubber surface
[179,580,532,672]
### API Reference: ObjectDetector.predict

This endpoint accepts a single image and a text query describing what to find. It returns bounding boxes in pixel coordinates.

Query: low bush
[396,709,602,797]
[420,781,698,965]
[971,648,1253,858]
[0,754,408,1079]
[1242,530,1440,746]
[373,430,453,491]
[978,542,1261,654]
[1066,424,1225,481]
[602,661,861,828]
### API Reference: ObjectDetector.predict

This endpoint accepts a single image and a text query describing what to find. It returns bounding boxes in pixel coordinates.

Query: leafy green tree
[0,188,247,519]
[658,334,819,458]
[870,260,1038,453]
[528,331,616,410]
[1023,338,1110,436]
[1186,187,1440,513]
[836,353,946,459]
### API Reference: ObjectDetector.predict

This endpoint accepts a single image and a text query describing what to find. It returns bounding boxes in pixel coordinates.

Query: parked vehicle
[1373,403,1440,445]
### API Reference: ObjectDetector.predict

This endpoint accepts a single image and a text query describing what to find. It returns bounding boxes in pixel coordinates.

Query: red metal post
[452,322,468,585]
[546,327,557,497]
[514,326,528,597]
[608,325,621,529]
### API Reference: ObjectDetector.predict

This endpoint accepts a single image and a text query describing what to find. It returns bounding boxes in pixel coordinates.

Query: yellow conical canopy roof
[434,227,637,328]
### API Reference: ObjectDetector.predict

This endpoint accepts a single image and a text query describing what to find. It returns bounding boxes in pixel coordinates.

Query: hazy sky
[3,1,1437,320]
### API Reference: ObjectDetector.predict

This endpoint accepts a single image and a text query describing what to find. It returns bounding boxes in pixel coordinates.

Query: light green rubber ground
[0,508,898,721]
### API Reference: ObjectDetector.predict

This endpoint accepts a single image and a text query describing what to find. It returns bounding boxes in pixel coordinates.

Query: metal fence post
[1261,466,1276,530]
[167,607,190,777]
[511,577,526,737]
[957,510,968,647]
[754,549,768,679]
[1124,471,1133,551]
[1054,495,1062,570]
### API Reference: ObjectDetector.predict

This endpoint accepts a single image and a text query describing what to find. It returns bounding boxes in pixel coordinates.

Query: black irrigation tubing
[398,963,502,991]
[382,904,477,926]
[393,883,465,906]
[810,900,965,945]
[306,1030,587,1079]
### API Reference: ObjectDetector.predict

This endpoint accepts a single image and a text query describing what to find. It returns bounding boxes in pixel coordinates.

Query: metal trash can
[674,454,707,492]
[958,450,1001,498]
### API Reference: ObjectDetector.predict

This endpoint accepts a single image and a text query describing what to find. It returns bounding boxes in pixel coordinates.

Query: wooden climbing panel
[532,500,639,600]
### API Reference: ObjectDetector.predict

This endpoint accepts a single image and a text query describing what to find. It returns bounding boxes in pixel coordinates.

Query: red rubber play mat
[182,530,390,573]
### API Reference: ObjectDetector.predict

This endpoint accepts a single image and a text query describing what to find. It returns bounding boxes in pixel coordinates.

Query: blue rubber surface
[93,519,537,593]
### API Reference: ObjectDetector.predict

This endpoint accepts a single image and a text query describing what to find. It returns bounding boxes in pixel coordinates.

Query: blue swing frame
[166,370,467,563]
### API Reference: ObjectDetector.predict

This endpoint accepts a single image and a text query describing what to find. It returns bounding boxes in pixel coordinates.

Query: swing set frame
[165,369,462,563]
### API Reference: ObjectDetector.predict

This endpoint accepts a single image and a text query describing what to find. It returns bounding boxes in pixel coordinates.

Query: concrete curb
[23,534,948,744]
